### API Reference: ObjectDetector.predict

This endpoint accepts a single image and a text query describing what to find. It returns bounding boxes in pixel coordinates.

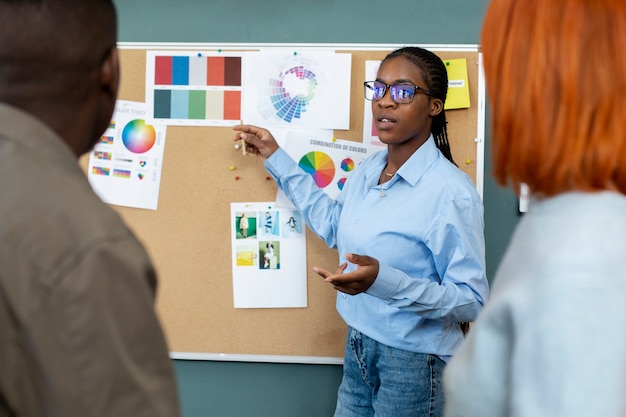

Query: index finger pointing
[232,124,261,135]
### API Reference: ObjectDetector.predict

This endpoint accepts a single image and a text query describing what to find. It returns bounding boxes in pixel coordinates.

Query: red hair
[481,0,626,196]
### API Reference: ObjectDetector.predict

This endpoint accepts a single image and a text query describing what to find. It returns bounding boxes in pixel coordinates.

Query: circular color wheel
[337,177,347,190]
[269,65,318,123]
[122,119,156,154]
[298,151,335,188]
[340,158,355,172]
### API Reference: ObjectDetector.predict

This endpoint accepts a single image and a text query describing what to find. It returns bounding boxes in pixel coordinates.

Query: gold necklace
[379,165,395,197]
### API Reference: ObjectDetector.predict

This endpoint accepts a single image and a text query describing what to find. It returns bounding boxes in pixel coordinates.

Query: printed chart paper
[145,50,244,126]
[443,58,471,110]
[243,51,351,130]
[282,130,380,201]
[88,100,166,210]
[362,60,385,147]
[231,202,307,308]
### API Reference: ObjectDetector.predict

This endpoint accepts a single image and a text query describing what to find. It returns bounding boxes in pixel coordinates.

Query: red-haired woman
[444,1,626,416]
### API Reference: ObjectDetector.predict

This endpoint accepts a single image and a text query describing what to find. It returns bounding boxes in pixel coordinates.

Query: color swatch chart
[146,51,244,126]
[154,55,241,86]
[87,100,166,211]
[153,89,241,121]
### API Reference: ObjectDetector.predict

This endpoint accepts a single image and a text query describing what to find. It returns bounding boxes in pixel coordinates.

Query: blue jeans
[334,327,445,417]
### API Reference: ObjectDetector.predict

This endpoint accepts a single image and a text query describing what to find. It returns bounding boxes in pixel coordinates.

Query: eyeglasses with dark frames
[363,80,434,104]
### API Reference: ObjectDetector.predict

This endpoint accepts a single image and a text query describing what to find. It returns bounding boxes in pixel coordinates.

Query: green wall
[112,1,521,415]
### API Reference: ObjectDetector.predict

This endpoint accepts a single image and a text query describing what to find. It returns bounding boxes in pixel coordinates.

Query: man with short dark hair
[0,1,182,415]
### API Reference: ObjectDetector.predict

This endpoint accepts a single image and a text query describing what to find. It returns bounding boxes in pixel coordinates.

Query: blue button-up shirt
[265,136,489,357]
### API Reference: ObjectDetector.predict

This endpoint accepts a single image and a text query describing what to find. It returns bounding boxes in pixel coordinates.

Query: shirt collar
[369,134,440,187]
[398,135,439,186]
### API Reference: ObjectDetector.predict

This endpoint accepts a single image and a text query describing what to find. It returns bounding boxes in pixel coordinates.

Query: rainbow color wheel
[337,177,347,190]
[122,119,156,154]
[298,151,335,188]
[340,158,355,172]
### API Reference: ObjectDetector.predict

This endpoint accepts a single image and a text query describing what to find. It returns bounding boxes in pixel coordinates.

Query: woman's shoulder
[429,156,480,200]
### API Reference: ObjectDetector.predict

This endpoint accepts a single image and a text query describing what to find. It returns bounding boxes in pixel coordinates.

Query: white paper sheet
[145,50,245,126]
[281,130,381,201]
[362,60,386,148]
[242,51,351,130]
[87,100,166,210]
[231,202,307,308]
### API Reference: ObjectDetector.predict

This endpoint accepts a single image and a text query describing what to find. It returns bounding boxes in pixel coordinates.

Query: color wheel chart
[122,119,156,154]
[265,63,318,123]
[243,52,351,129]
[283,131,379,200]
[337,157,355,190]
[146,51,243,126]
[298,151,335,188]
[297,154,357,192]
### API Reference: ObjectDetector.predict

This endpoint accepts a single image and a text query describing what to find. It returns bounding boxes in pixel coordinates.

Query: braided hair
[382,47,456,166]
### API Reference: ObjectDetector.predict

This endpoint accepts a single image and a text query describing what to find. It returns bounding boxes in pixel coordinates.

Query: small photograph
[259,240,280,270]
[235,211,257,239]
[258,210,279,237]
[235,243,258,267]
[282,211,303,238]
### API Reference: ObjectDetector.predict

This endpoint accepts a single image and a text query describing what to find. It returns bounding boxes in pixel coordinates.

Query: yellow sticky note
[444,58,471,110]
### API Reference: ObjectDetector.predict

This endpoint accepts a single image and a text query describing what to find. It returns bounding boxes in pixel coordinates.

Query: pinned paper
[444,58,471,110]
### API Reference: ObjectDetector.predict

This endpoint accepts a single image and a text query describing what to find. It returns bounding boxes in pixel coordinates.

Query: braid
[383,47,456,166]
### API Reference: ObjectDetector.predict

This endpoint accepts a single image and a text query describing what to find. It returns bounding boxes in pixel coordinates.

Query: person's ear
[429,97,444,117]
[100,46,120,103]
[81,46,120,155]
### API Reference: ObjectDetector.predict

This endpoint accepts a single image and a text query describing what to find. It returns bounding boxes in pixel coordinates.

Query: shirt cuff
[264,147,294,177]
[365,261,397,300]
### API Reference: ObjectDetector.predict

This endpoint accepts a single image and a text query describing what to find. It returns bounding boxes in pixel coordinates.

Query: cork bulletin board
[81,44,484,363]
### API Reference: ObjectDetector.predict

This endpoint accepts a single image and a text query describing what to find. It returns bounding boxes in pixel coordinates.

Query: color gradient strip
[113,169,131,179]
[92,166,110,176]
[153,89,240,120]
[154,55,242,87]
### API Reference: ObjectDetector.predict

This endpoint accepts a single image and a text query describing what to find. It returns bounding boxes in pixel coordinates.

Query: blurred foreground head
[481,0,626,197]
[0,0,119,156]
